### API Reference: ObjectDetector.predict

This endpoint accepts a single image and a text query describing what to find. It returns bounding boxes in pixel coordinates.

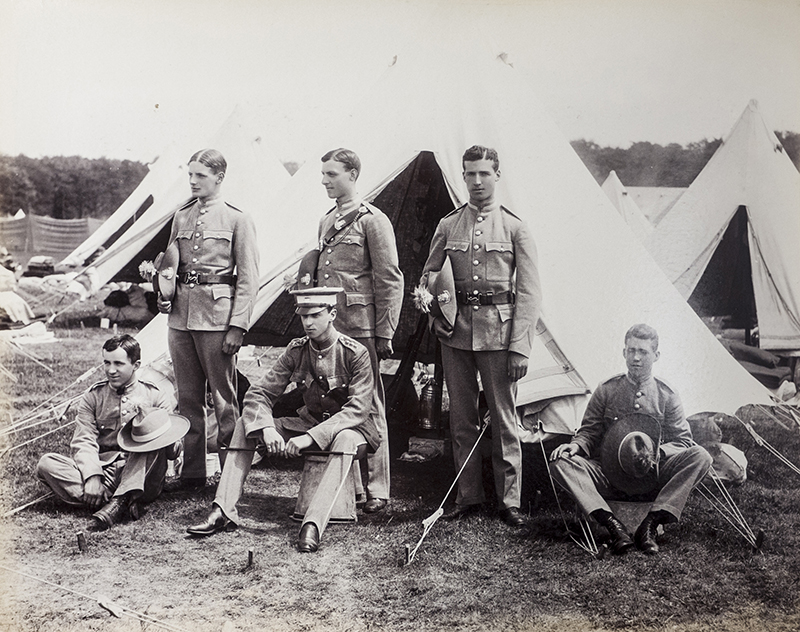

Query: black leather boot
[635,512,662,555]
[603,514,635,554]
[92,496,131,529]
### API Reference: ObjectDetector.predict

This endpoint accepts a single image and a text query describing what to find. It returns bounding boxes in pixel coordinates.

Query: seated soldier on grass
[548,324,712,555]
[36,334,187,529]
[187,287,380,553]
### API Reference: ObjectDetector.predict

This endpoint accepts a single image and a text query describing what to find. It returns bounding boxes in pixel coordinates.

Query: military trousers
[352,335,389,501]
[168,328,239,480]
[36,450,168,506]
[213,415,365,540]
[548,445,713,521]
[441,345,522,510]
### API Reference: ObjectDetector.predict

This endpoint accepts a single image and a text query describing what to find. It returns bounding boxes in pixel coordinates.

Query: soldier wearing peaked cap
[549,324,713,555]
[187,287,380,553]
[420,145,542,528]
[36,335,180,530]
[157,149,259,491]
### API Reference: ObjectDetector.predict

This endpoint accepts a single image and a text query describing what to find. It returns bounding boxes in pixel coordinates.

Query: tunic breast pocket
[444,241,470,281]
[485,242,515,281]
[202,229,234,262]
[211,285,234,326]
[331,233,365,272]
[324,376,351,412]
[96,418,119,446]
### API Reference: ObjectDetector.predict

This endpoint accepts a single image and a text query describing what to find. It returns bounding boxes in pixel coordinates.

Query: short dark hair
[462,145,500,172]
[321,148,361,179]
[189,148,227,175]
[103,334,141,364]
[625,324,659,351]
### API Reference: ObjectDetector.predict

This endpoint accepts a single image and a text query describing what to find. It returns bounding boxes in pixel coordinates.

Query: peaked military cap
[291,287,344,315]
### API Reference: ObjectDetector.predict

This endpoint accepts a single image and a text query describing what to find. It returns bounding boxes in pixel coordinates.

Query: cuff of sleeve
[79,465,104,482]
[572,439,591,459]
[306,427,327,451]
[242,405,275,439]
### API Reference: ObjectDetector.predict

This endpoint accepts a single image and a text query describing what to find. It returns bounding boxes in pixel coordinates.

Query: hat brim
[600,413,662,495]
[154,241,180,302]
[117,413,190,453]
[295,305,331,316]
[427,258,458,329]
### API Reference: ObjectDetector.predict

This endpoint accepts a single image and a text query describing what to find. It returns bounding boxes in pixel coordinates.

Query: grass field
[2,326,800,631]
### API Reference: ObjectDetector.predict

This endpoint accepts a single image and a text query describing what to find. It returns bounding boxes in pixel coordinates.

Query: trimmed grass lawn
[2,326,800,631]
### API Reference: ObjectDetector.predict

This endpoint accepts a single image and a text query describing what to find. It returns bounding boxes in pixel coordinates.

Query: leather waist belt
[178,273,236,285]
[456,290,515,306]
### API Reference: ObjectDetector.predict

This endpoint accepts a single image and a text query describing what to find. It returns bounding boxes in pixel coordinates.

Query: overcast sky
[2,0,799,164]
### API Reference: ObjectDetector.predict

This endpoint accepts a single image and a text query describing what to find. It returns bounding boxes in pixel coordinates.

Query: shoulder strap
[322,207,367,246]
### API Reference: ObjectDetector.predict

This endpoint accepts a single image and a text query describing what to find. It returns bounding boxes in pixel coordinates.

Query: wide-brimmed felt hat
[600,413,662,495]
[118,408,189,453]
[153,241,179,302]
[295,248,321,291]
[426,257,457,329]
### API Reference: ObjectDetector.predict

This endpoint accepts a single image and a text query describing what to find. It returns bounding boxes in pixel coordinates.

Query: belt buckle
[466,294,480,306]
[184,271,199,285]
[322,412,331,421]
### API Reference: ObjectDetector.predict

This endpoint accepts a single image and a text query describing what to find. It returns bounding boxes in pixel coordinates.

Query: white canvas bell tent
[68,106,291,296]
[645,100,800,352]
[59,145,185,271]
[180,42,772,437]
[601,170,653,241]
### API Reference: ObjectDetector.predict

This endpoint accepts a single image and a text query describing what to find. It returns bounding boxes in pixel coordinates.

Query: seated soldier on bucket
[548,324,712,555]
[186,287,381,553]
[37,334,187,529]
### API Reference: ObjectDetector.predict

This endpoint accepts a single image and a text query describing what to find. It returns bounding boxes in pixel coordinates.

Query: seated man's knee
[36,453,59,478]
[330,429,366,453]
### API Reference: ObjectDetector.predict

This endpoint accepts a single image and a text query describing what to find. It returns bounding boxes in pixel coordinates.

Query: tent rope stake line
[0,564,190,632]
[404,416,490,566]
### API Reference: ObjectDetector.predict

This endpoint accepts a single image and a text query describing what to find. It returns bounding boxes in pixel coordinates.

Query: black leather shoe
[635,513,660,555]
[297,523,320,553]
[499,507,527,528]
[92,496,130,530]
[363,498,387,514]
[604,515,635,554]
[186,506,236,536]
[442,503,483,521]
[163,477,206,493]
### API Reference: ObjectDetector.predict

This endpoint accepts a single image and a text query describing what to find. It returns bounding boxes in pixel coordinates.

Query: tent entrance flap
[688,206,757,330]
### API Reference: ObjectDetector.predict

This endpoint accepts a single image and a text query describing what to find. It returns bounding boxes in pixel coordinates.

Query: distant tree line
[572,131,800,187]
[0,155,148,219]
[2,132,798,219]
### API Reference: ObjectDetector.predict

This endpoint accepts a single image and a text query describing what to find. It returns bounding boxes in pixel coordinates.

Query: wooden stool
[291,445,369,524]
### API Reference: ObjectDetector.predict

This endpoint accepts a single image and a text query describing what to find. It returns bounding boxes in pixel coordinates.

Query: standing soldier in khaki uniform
[302,148,403,513]
[158,149,259,490]
[421,145,542,527]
